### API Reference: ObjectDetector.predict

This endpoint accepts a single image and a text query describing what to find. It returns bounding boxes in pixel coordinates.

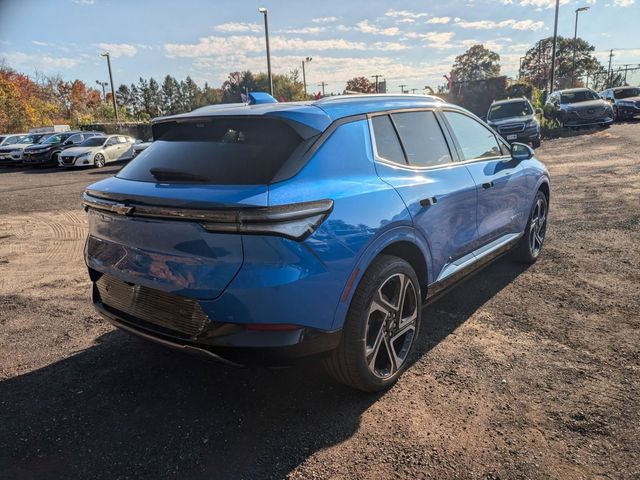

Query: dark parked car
[543,88,613,128]
[486,98,541,148]
[83,94,550,392]
[600,86,640,121]
[22,131,102,166]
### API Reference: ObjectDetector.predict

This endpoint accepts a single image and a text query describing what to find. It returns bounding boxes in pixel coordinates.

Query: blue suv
[83,94,550,392]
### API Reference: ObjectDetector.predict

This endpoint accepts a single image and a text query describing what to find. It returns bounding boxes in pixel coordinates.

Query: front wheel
[513,190,548,264]
[94,153,106,168]
[324,255,422,392]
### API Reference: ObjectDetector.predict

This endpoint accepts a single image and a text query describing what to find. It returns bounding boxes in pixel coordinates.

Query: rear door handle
[482,181,494,189]
[419,197,437,207]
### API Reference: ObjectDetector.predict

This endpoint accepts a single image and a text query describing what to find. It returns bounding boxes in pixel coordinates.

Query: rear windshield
[488,101,532,120]
[117,117,305,184]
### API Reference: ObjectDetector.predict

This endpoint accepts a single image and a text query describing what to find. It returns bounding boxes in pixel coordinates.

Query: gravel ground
[0,124,638,479]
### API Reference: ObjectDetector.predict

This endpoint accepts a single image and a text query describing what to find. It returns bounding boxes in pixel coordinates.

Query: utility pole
[398,84,407,94]
[100,52,119,123]
[317,81,327,97]
[410,88,418,94]
[572,6,590,87]
[95,80,108,102]
[302,56,312,98]
[370,74,382,93]
[258,7,273,96]
[549,0,560,93]
[607,49,614,88]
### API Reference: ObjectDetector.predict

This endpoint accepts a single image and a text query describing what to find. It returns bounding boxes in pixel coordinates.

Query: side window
[105,137,116,146]
[391,111,452,168]
[117,136,127,143]
[443,111,502,161]
[371,115,405,165]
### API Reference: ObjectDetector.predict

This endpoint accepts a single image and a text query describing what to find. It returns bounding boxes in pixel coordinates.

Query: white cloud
[384,9,429,18]
[311,16,337,23]
[454,17,544,30]
[356,19,401,36]
[95,43,138,58]
[164,35,367,58]
[72,0,95,4]
[214,22,261,33]
[31,40,54,47]
[372,41,409,51]
[2,52,80,71]
[518,0,570,7]
[281,26,326,34]
[427,16,451,24]
[404,31,456,49]
[614,0,634,5]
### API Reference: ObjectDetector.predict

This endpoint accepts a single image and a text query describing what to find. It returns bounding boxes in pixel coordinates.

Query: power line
[317,81,327,96]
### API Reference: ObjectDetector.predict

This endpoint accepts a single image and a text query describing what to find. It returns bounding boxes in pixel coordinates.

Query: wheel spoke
[366,320,386,370]
[382,335,398,375]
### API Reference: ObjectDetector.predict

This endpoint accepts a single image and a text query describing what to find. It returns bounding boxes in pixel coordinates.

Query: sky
[0,0,638,95]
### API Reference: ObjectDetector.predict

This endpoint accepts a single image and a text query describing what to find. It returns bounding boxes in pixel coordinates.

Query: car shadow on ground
[0,256,526,479]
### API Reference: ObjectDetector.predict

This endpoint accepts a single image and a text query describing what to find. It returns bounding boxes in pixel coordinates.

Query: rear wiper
[149,168,210,183]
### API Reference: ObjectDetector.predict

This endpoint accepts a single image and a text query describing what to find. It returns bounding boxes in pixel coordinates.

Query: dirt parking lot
[0,124,639,480]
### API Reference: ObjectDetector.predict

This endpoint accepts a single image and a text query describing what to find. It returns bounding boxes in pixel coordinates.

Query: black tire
[94,153,106,168]
[324,255,422,392]
[532,138,541,149]
[513,190,548,264]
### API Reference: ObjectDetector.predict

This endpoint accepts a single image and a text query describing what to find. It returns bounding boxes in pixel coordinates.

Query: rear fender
[330,226,432,330]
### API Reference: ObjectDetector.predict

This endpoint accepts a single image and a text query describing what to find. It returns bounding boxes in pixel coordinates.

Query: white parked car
[59,135,136,168]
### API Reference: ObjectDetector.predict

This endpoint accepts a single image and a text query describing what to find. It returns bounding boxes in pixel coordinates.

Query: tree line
[0,65,306,133]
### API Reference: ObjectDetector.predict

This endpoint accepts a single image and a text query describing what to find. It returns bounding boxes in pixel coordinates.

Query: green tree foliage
[451,45,501,82]
[519,36,602,90]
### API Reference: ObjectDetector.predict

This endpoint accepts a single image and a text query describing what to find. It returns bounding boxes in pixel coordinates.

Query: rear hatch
[85,114,323,299]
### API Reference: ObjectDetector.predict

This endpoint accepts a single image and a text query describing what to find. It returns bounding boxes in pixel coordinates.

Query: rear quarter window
[117,117,306,185]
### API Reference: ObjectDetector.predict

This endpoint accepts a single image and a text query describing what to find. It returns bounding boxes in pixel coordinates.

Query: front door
[440,110,529,246]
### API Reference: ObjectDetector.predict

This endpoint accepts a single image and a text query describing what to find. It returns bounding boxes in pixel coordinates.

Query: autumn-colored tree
[345,76,376,93]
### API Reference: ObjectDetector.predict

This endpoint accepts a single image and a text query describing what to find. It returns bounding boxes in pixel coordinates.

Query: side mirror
[511,142,535,161]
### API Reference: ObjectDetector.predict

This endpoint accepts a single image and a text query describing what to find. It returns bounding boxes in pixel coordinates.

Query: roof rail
[314,93,444,103]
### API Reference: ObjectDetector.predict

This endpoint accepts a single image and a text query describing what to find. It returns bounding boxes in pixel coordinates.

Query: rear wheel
[324,255,422,392]
[513,190,548,264]
[94,153,106,168]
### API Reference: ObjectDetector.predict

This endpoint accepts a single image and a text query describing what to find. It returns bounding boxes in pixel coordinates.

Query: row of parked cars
[0,131,151,169]
[483,85,640,149]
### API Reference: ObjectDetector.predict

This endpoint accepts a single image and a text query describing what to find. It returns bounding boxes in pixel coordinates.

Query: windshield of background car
[117,117,305,184]
[16,135,39,144]
[81,137,106,147]
[42,134,68,144]
[4,136,23,145]
[560,90,599,104]
[613,87,640,99]
[488,101,532,120]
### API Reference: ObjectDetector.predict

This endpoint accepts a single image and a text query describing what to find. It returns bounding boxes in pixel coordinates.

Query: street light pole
[95,80,108,102]
[549,0,560,93]
[302,56,312,98]
[100,52,119,123]
[258,7,273,96]
[572,6,590,87]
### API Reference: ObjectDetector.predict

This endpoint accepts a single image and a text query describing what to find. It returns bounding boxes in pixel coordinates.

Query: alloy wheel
[364,273,418,379]
[528,196,547,257]
[94,154,105,168]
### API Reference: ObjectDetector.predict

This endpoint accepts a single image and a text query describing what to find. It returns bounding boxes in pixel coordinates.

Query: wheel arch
[330,226,432,330]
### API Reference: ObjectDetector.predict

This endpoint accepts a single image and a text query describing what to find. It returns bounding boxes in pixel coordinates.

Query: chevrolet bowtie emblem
[111,203,135,215]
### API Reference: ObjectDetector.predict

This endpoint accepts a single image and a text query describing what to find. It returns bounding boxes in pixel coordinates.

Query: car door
[440,109,530,248]
[370,110,479,282]
[104,137,119,160]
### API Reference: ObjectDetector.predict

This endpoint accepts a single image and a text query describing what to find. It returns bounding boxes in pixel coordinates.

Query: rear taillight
[83,192,333,241]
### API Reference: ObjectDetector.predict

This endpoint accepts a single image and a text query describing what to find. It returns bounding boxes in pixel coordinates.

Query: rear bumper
[92,283,342,366]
